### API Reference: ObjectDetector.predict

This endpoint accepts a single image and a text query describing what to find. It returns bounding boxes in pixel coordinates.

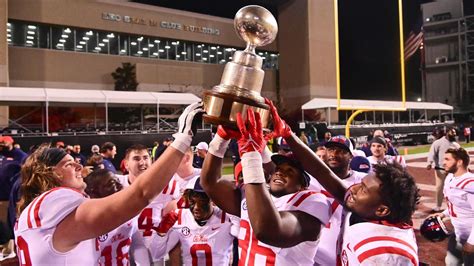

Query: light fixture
[137,51,143,54]
[211,46,216,50]
[76,45,83,49]
[203,50,208,53]
[176,55,181,58]
[7,39,12,42]
[131,42,137,46]
[148,44,154,47]
[28,25,36,30]
[86,31,93,36]
[171,42,177,45]
[217,51,222,55]
[225,48,232,52]
[26,40,34,44]
[158,49,164,52]
[59,39,66,43]
[153,52,158,56]
[7,34,11,38]
[143,47,149,51]
[83,36,90,40]
[7,23,11,27]
[210,55,215,58]
[202,57,207,61]
[79,41,86,45]
[98,43,105,47]
[154,40,160,43]
[196,53,201,56]
[61,34,68,38]
[103,39,109,43]
[95,47,101,50]
[137,37,143,41]
[197,45,202,48]
[7,28,10,33]
[120,49,126,53]
[26,36,34,40]
[107,33,115,38]
[165,45,171,49]
[57,43,64,47]
[417,98,422,102]
[27,31,35,35]
[64,28,72,33]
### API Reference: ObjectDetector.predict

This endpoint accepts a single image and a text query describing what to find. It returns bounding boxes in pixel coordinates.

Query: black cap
[271,154,311,188]
[370,136,387,148]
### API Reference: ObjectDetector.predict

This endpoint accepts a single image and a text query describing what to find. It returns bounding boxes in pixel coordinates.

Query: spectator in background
[0,136,27,163]
[154,137,173,160]
[299,131,309,146]
[71,144,86,166]
[361,129,398,156]
[87,154,105,171]
[315,145,327,161]
[90,144,100,155]
[151,141,160,161]
[55,141,65,149]
[100,142,117,174]
[427,127,460,212]
[192,142,208,169]
[464,126,471,144]
[322,131,332,144]
[277,137,292,156]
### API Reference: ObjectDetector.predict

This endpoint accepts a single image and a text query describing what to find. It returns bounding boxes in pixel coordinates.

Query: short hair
[125,144,149,159]
[100,142,115,153]
[373,163,420,224]
[446,147,470,168]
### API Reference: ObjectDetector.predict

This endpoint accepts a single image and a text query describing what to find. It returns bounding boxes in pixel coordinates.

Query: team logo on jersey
[242,200,247,210]
[181,227,191,237]
[98,234,108,242]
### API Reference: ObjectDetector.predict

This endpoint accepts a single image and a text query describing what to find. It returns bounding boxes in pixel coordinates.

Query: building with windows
[0,0,339,132]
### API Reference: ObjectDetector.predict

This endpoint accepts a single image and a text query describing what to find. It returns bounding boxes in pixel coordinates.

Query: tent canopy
[301,98,453,111]
[0,87,201,105]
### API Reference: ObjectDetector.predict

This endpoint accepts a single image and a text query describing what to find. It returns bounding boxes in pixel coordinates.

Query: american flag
[404,30,423,61]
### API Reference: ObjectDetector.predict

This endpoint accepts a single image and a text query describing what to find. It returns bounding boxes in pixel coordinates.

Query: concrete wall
[0,0,9,127]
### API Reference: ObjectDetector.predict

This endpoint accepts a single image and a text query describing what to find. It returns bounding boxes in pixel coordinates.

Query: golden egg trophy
[202,5,278,128]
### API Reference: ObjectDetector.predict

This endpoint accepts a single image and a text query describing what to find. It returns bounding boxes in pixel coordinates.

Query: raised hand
[172,102,204,153]
[176,102,204,136]
[217,125,241,140]
[154,211,179,236]
[265,98,292,139]
[236,109,265,156]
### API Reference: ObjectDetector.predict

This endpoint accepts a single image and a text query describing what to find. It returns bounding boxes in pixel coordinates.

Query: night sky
[133,0,472,102]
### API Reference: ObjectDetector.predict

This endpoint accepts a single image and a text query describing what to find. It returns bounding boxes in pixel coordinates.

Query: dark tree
[111,63,139,91]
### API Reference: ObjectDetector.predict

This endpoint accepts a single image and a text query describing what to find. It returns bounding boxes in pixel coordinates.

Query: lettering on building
[101,12,220,35]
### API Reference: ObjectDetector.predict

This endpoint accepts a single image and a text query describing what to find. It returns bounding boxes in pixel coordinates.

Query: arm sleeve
[282,191,332,226]
[149,227,180,261]
[427,143,436,164]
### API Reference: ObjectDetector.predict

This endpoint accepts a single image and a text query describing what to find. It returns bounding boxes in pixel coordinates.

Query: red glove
[154,211,179,236]
[216,125,241,140]
[236,109,265,156]
[265,98,292,139]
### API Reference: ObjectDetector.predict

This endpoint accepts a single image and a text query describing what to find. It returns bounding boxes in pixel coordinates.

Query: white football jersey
[340,212,418,266]
[150,207,234,266]
[238,189,332,266]
[312,171,366,265]
[15,187,99,265]
[443,172,474,243]
[367,155,406,168]
[97,217,150,266]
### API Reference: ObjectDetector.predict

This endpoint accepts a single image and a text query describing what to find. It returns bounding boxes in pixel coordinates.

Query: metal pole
[373,111,375,124]
[392,111,395,123]
[46,100,49,134]
[140,105,144,131]
[156,101,160,133]
[409,109,411,123]
[345,110,365,138]
[105,102,109,132]
[328,107,331,126]
[301,109,304,123]
[94,103,97,129]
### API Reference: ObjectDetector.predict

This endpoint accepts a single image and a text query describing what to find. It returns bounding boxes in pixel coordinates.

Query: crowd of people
[0,100,472,265]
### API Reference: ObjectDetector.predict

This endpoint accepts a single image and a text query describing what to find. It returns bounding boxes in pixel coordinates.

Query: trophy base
[202,90,270,129]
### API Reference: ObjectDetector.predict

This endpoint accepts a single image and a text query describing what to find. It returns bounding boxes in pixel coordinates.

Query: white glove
[171,102,204,153]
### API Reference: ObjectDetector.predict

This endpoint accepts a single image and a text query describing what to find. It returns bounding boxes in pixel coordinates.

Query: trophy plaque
[202,5,278,128]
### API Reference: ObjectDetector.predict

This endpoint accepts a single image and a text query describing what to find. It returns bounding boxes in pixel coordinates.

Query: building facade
[0,0,338,129]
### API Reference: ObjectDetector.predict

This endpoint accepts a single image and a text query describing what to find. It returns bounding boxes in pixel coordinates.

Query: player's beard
[444,164,458,174]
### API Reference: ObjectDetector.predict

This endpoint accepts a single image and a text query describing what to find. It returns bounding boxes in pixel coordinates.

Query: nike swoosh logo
[211,227,220,231]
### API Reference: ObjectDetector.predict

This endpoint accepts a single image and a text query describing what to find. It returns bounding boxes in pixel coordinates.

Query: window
[7,20,279,70]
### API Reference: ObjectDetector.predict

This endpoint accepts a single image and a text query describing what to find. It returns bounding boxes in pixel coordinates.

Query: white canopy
[301,98,453,111]
[0,87,201,105]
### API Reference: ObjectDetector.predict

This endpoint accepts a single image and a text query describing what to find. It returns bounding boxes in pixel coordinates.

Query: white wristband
[171,133,192,154]
[241,151,265,184]
[208,134,230,158]
[261,146,272,164]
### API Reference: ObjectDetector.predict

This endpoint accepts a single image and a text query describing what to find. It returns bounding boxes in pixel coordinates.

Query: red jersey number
[238,220,276,266]
[99,238,132,266]
[138,208,154,237]
[190,243,212,266]
[16,236,32,266]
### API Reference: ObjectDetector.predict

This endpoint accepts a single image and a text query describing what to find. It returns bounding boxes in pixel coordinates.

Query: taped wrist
[261,146,272,164]
[208,134,230,158]
[241,151,265,184]
[171,133,192,154]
